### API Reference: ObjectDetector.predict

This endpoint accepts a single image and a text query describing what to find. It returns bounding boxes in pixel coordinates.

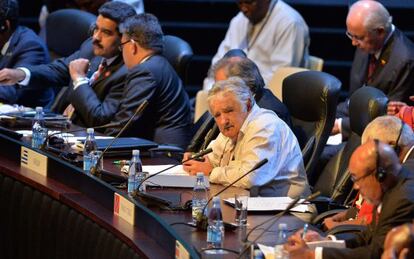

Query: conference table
[0,126,311,258]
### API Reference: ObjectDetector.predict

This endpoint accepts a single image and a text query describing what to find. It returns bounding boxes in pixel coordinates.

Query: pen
[301,223,308,239]
[113,160,130,165]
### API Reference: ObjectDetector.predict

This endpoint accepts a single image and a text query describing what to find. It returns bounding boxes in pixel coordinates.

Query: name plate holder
[114,193,135,225]
[20,146,48,176]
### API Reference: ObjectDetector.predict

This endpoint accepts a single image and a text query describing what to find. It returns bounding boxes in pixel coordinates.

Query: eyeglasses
[345,31,366,42]
[351,169,375,185]
[118,39,132,51]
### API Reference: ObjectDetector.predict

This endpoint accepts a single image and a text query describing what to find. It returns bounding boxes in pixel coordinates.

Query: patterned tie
[63,60,107,119]
[367,55,377,82]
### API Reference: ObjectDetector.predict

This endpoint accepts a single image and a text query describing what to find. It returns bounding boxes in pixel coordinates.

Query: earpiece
[375,139,387,182]
[393,119,404,156]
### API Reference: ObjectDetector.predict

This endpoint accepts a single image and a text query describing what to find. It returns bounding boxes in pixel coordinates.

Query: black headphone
[0,0,11,33]
[393,119,404,156]
[375,139,387,182]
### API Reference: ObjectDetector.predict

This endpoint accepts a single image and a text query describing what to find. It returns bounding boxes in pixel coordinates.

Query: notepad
[224,197,311,212]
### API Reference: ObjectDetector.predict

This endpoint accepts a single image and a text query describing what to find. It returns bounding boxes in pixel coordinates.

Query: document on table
[143,164,188,175]
[224,197,311,212]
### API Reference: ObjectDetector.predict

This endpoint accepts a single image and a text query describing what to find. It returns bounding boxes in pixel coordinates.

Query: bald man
[285,140,414,259]
[334,0,414,138]
[382,223,414,259]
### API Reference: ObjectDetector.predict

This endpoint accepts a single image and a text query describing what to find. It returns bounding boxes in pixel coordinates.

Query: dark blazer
[338,28,414,136]
[322,167,414,258]
[27,38,127,128]
[105,55,192,149]
[0,26,54,108]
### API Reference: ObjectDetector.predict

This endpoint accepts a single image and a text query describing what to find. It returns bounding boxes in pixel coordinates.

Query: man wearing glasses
[285,139,414,259]
[202,0,309,90]
[333,0,414,138]
[106,13,191,149]
[0,1,135,128]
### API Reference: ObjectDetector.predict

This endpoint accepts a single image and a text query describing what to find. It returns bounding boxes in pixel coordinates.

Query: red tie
[90,61,107,84]
[367,55,377,82]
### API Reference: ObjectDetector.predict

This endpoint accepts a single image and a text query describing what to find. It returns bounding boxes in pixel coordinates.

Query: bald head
[383,223,414,259]
[346,0,392,53]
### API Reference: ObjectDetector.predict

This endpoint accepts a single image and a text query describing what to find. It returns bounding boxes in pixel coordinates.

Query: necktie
[367,55,377,82]
[63,60,107,119]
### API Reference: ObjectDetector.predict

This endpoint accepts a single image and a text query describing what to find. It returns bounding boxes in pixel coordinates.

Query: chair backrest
[46,9,96,59]
[282,71,341,184]
[194,90,209,123]
[162,35,193,85]
[268,67,308,101]
[308,55,324,71]
[314,86,388,202]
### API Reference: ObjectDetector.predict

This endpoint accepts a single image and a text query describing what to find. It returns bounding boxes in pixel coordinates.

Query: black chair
[46,9,96,59]
[282,71,341,185]
[162,35,193,86]
[312,86,388,219]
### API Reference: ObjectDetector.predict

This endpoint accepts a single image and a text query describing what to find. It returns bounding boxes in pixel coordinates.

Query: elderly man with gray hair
[183,76,310,198]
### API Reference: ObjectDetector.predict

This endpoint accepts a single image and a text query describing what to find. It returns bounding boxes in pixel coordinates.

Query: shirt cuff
[326,235,337,241]
[17,67,30,86]
[315,247,323,259]
[337,118,343,133]
[73,77,90,90]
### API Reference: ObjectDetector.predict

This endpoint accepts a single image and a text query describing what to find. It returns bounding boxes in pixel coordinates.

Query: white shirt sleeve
[17,67,31,86]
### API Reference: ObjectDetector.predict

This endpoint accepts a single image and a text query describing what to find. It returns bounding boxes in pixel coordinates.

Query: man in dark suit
[0,0,53,108]
[333,0,414,138]
[285,140,414,259]
[0,1,135,128]
[106,13,191,148]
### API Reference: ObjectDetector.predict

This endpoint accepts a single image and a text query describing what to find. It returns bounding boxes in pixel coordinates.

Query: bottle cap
[212,196,220,203]
[132,149,140,156]
[35,106,43,112]
[196,172,204,178]
[86,128,94,134]
[278,223,287,230]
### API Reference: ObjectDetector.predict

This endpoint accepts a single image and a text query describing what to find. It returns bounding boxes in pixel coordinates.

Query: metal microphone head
[191,147,213,160]
[304,191,321,202]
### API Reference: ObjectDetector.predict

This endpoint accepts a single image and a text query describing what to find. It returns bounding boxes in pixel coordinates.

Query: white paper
[258,244,275,259]
[16,130,74,138]
[224,197,311,212]
[142,164,189,176]
[306,240,345,249]
[327,133,342,145]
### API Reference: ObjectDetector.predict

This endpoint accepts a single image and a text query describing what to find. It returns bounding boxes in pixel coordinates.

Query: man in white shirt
[202,0,309,90]
[183,76,309,197]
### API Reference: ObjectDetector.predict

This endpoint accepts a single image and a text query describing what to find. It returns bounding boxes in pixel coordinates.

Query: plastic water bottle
[274,223,289,259]
[83,128,97,173]
[192,172,208,224]
[206,196,224,251]
[31,106,47,148]
[129,150,143,194]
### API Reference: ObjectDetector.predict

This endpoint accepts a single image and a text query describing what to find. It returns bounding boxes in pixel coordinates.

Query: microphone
[134,147,213,195]
[195,158,269,231]
[90,100,149,176]
[238,191,321,257]
[40,121,123,150]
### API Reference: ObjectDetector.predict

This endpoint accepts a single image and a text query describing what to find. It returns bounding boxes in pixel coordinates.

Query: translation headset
[374,139,387,182]
[0,0,11,33]
[393,119,404,156]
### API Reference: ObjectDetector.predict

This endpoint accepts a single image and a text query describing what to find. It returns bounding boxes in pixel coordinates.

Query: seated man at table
[183,77,310,198]
[0,0,54,107]
[106,13,192,148]
[285,140,414,259]
[0,1,136,128]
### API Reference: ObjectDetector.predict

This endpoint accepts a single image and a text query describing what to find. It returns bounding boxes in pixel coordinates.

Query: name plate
[113,193,135,225]
[175,240,190,259]
[20,146,48,176]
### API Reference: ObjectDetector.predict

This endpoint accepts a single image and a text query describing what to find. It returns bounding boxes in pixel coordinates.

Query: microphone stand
[195,158,269,231]
[90,100,149,177]
[238,191,321,258]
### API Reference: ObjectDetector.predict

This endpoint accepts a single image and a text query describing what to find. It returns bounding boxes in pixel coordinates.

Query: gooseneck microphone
[238,191,321,258]
[135,147,213,191]
[90,100,149,176]
[195,158,269,230]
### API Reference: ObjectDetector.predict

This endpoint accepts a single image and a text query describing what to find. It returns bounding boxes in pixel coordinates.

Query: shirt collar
[374,24,395,59]
[103,55,118,66]
[402,144,414,163]
[1,30,15,56]
[238,103,259,138]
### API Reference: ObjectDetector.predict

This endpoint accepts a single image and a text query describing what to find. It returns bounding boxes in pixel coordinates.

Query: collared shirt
[207,104,308,196]
[202,0,309,90]
[0,33,12,56]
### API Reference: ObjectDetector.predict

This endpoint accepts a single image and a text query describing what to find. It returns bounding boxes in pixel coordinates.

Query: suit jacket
[27,38,127,128]
[105,55,192,149]
[338,28,414,137]
[0,26,54,108]
[323,167,414,258]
